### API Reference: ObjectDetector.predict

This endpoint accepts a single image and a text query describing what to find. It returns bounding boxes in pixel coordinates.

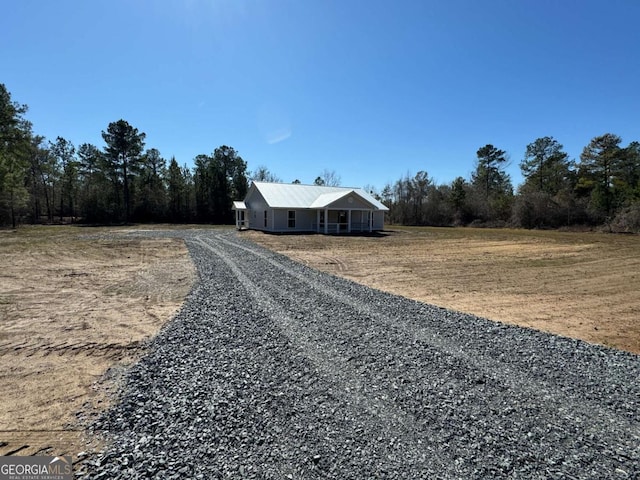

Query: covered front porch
[312,209,375,234]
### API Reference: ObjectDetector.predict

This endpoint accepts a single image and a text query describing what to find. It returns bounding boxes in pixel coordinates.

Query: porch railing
[311,222,371,233]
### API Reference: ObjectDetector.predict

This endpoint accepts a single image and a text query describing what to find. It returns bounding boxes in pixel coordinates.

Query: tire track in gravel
[84,230,640,479]
[199,232,640,477]
[213,233,639,423]
[192,236,455,474]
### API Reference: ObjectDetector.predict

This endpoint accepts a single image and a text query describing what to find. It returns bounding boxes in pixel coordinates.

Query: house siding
[273,209,316,231]
[245,188,269,231]
[372,211,385,230]
[297,210,317,231]
[273,209,287,231]
[324,193,373,210]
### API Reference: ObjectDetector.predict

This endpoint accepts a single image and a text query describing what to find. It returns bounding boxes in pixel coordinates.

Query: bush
[610,204,640,233]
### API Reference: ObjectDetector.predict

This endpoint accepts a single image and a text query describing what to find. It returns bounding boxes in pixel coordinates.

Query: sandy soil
[0,226,195,461]
[245,227,640,355]
[1,224,637,467]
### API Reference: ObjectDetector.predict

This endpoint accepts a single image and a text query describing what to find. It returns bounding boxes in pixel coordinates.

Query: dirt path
[245,227,640,354]
[0,226,195,459]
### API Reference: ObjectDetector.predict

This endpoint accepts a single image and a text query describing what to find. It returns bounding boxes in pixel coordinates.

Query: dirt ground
[0,226,195,462]
[246,227,640,355]
[2,225,638,467]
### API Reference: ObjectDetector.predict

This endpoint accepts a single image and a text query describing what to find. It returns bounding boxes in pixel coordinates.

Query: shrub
[609,204,640,233]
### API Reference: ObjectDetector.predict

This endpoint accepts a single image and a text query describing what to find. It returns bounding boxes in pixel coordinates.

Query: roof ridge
[252,181,363,189]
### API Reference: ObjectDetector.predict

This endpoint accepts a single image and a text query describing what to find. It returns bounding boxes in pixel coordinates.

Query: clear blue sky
[2,0,639,190]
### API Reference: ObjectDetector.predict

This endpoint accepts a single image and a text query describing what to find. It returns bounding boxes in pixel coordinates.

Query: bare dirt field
[2,224,638,468]
[0,226,195,461]
[246,227,640,355]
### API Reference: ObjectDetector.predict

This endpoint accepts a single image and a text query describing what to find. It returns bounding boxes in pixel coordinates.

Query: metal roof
[232,201,247,210]
[309,191,356,208]
[249,182,389,211]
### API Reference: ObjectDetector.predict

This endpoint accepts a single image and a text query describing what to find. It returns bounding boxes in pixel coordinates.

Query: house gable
[244,183,269,210]
[310,190,376,210]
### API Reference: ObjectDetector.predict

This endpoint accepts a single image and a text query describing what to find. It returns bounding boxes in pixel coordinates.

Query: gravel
[81,229,640,479]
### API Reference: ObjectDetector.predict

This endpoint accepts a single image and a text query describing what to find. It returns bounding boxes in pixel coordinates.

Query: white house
[233,181,389,233]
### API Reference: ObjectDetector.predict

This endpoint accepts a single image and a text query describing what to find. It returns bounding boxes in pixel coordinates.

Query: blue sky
[2,0,639,190]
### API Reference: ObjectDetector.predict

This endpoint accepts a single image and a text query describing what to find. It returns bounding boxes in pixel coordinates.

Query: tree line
[0,84,248,227]
[2,83,639,230]
[378,135,640,231]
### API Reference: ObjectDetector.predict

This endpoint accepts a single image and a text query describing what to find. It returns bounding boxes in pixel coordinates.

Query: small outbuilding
[233,181,388,233]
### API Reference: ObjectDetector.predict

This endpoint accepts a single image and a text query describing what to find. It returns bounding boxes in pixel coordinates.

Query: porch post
[324,208,328,234]
[316,209,320,233]
[347,210,351,233]
[369,210,372,232]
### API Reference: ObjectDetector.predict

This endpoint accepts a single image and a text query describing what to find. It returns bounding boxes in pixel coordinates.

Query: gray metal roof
[309,191,355,208]
[249,182,389,210]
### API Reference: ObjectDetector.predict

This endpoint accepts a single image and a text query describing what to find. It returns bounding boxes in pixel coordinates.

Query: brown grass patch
[245,227,640,354]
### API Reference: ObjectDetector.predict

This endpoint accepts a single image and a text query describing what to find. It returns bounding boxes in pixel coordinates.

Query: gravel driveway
[83,230,640,479]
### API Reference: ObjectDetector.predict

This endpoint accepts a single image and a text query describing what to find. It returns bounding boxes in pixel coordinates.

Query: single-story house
[233,181,389,233]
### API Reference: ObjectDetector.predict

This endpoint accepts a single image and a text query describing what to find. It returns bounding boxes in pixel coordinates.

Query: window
[264,210,268,228]
[288,210,296,228]
[338,211,347,224]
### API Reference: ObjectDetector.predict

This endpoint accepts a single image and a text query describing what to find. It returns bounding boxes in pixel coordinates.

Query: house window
[264,210,268,228]
[288,210,296,228]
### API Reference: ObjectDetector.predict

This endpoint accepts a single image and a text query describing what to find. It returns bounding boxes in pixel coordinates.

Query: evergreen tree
[193,146,247,223]
[26,136,57,222]
[521,137,573,195]
[449,176,468,224]
[167,157,186,222]
[0,84,31,227]
[49,136,79,221]
[614,141,640,205]
[472,144,512,199]
[578,133,623,218]
[101,119,146,222]
[134,148,166,221]
[471,144,513,222]
[515,137,577,228]
[77,143,115,222]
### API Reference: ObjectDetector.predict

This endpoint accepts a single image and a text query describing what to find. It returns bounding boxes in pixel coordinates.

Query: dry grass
[246,226,640,354]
